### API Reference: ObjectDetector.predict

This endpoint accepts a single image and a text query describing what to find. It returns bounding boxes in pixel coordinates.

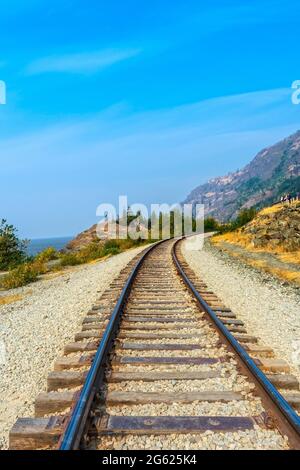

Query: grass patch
[212,231,254,250]
[258,204,282,216]
[0,293,23,305]
[214,241,300,286]
[0,261,47,290]
[213,228,300,263]
[248,259,300,286]
[278,251,300,265]
[35,247,59,263]
[59,238,147,268]
[269,267,300,285]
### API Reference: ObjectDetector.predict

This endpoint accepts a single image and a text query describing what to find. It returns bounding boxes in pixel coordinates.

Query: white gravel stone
[0,245,147,449]
[108,375,252,393]
[98,427,289,450]
[107,397,265,417]
[182,236,300,383]
[118,347,228,358]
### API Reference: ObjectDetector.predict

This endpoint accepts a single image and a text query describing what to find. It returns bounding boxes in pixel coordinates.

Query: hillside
[212,201,300,285]
[66,221,128,251]
[184,130,300,221]
[66,220,147,251]
[215,201,300,252]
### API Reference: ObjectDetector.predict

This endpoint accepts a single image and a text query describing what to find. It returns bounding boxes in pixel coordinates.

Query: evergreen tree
[0,219,28,270]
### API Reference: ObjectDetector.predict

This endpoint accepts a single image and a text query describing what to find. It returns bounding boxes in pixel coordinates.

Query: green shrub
[59,244,104,267]
[208,208,257,236]
[57,238,148,269]
[233,208,257,229]
[35,247,58,263]
[59,253,82,267]
[0,261,45,289]
[103,239,120,250]
[77,242,104,262]
[103,246,121,256]
[0,236,148,288]
[204,217,221,232]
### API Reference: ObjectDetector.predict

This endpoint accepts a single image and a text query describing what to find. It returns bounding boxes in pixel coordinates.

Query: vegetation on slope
[184,130,300,221]
[211,201,300,286]
[0,219,28,270]
[0,214,151,290]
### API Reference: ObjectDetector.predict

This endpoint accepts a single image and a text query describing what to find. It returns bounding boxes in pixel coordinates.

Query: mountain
[184,130,300,221]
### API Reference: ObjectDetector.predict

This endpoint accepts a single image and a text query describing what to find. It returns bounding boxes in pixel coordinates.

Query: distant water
[26,237,73,257]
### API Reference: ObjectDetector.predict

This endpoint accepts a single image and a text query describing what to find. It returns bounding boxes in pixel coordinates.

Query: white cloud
[25,48,142,75]
[2,86,300,237]
[1,87,298,174]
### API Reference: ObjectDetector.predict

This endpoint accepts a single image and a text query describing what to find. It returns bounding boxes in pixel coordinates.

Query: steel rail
[59,235,300,450]
[172,237,300,449]
[59,240,164,450]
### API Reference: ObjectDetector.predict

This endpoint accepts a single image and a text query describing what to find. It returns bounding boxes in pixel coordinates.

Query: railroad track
[9,238,300,450]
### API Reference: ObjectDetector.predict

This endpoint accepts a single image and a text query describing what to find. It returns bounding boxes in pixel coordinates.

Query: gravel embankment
[182,236,300,383]
[0,246,147,449]
[98,241,288,451]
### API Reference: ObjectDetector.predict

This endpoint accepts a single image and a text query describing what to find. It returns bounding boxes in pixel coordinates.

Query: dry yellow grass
[212,231,253,250]
[211,201,300,285]
[219,249,300,286]
[277,251,300,265]
[0,294,23,305]
[258,204,282,216]
[87,254,111,265]
[258,264,300,286]
[213,230,300,261]
[213,213,300,258]
[244,258,300,285]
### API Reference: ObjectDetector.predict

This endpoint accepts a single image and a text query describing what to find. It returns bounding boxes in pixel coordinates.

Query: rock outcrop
[65,224,100,251]
[242,203,300,251]
[65,220,146,251]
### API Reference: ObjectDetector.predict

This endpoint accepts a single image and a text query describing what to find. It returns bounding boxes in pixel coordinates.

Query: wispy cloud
[25,48,142,75]
[2,87,300,237]
[1,87,298,174]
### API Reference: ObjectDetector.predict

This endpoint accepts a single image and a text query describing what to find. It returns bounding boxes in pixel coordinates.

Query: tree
[233,208,257,229]
[0,219,28,270]
[204,217,220,232]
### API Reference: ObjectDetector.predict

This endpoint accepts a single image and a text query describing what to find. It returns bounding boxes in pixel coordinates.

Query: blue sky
[1,0,300,238]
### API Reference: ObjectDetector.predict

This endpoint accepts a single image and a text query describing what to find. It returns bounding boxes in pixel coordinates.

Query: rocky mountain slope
[211,202,300,286]
[242,202,300,251]
[184,130,300,221]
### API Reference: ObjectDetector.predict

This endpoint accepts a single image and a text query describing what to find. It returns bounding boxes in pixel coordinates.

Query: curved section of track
[9,238,300,450]
[63,238,300,450]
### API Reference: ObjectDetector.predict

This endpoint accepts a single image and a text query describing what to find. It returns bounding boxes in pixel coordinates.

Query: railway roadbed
[9,239,300,450]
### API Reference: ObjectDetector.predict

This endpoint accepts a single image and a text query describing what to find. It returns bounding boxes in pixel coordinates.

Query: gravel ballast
[0,246,147,449]
[97,241,289,451]
[182,235,300,383]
